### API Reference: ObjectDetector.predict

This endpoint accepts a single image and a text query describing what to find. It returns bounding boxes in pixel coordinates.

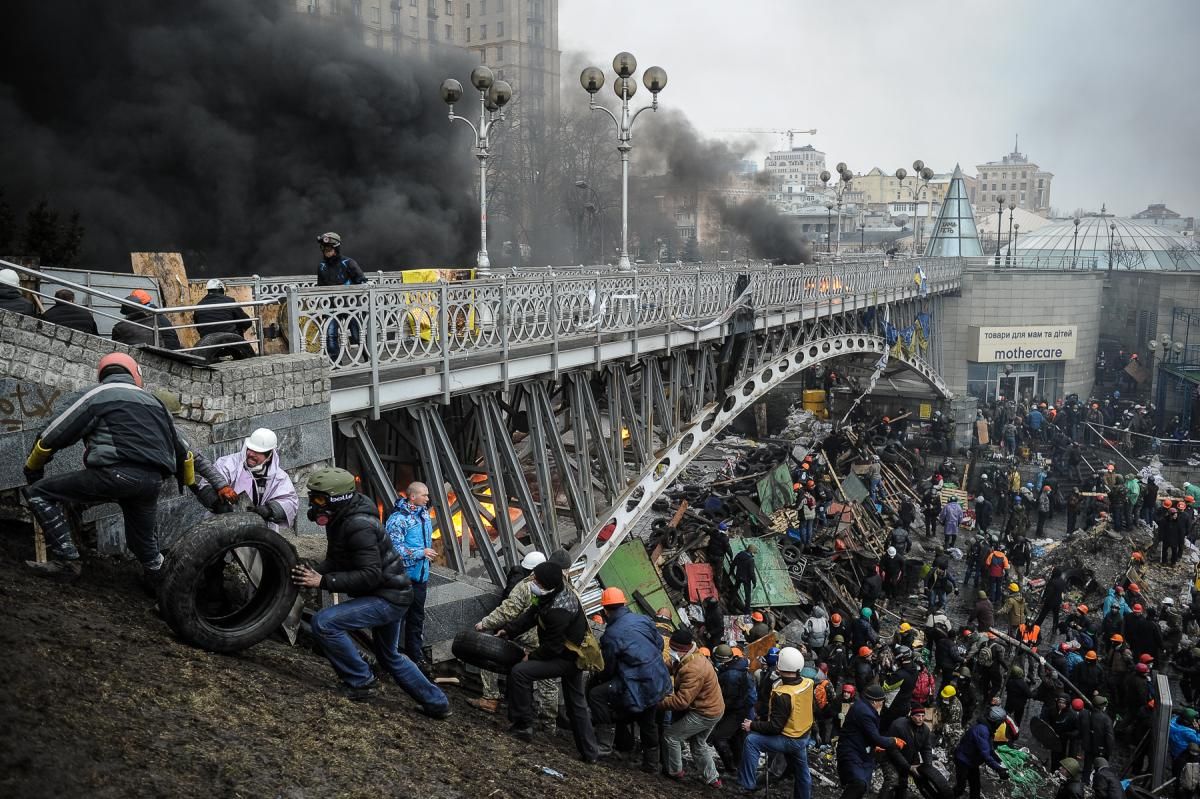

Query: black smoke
[717,198,813,265]
[0,1,477,275]
[636,109,813,264]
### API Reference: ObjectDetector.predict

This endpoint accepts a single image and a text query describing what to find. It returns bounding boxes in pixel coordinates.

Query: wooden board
[976,419,990,446]
[131,252,197,348]
[669,500,689,528]
[744,632,777,673]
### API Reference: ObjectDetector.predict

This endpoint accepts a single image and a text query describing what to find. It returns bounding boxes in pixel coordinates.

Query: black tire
[651,518,670,532]
[195,332,256,363]
[159,513,298,654]
[662,561,687,590]
[452,630,526,675]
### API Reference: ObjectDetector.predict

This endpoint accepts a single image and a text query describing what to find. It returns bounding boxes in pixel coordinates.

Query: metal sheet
[596,538,679,626]
[729,537,803,608]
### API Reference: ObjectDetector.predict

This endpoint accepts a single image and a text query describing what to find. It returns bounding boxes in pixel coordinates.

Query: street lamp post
[820,163,854,258]
[1013,223,1020,260]
[1108,221,1117,273]
[1071,216,1081,270]
[580,53,668,272]
[994,197,1006,264]
[824,201,835,254]
[1005,201,1015,265]
[441,67,513,278]
[574,179,607,264]
[895,160,934,253]
[859,224,865,252]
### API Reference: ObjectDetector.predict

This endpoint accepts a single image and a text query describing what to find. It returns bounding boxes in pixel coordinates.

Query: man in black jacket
[1079,695,1116,781]
[111,289,181,350]
[499,560,600,762]
[0,268,36,316]
[192,279,252,338]
[42,289,97,334]
[881,704,935,799]
[294,467,449,716]
[730,545,758,613]
[23,352,224,587]
[1090,757,1125,799]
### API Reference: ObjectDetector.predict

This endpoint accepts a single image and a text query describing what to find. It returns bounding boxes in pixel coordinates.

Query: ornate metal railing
[284,258,963,374]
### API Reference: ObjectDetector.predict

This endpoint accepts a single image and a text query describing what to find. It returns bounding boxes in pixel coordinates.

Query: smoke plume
[0,0,477,275]
[637,109,813,264]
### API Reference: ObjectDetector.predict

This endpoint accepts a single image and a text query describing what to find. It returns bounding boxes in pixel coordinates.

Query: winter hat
[864,685,886,702]
[987,706,1007,724]
[669,628,695,652]
[532,561,564,592]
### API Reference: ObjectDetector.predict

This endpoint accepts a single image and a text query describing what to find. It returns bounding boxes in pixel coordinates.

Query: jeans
[397,579,428,663]
[325,316,361,361]
[508,656,598,760]
[989,576,1005,603]
[665,710,721,784]
[310,594,449,711]
[735,579,754,614]
[28,464,165,567]
[870,478,884,503]
[799,518,815,545]
[740,732,810,799]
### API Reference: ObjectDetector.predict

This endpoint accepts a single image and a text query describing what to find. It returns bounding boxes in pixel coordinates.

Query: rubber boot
[26,494,81,561]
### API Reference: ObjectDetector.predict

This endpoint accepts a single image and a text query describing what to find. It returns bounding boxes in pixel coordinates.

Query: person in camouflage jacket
[471,572,560,717]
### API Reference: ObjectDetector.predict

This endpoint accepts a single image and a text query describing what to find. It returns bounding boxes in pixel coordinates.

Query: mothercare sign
[967,325,1077,362]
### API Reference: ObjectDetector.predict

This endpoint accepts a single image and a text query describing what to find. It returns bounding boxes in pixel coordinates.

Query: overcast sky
[561,0,1200,218]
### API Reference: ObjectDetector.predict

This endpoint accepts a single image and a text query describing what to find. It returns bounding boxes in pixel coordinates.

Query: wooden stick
[987,626,1093,709]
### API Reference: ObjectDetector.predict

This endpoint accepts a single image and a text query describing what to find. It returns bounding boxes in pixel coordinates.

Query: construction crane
[715,127,817,150]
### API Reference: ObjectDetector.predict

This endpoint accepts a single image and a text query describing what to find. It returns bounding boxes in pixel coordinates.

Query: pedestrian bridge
[272,258,962,588]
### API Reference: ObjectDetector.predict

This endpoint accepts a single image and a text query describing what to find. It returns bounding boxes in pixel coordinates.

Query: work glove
[996,766,1009,781]
[23,466,44,485]
[249,505,273,521]
[893,737,906,750]
[218,486,239,503]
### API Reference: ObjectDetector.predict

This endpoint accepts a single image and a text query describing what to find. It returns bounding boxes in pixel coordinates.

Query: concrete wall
[1103,272,1200,357]
[0,308,334,551]
[939,266,1105,401]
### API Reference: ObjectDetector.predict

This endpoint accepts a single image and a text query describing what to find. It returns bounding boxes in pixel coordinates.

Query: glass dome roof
[1003,216,1200,270]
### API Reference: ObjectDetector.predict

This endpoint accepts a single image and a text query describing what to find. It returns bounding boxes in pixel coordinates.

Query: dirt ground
[0,526,734,799]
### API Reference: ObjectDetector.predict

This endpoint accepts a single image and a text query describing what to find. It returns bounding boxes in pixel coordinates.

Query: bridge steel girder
[570,331,951,590]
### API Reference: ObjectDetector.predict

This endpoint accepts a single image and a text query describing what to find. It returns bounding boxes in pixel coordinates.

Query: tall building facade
[976,139,1053,216]
[294,0,559,122]
[764,145,826,191]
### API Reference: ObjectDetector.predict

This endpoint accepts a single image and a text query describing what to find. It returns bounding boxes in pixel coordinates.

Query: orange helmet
[127,288,153,305]
[1189,496,1196,504]
[806,480,815,488]
[1078,604,1088,614]
[1085,650,1098,661]
[751,611,765,622]
[731,647,744,657]
[801,462,810,470]
[1110,634,1124,643]
[1131,552,1145,563]
[793,482,802,491]
[590,614,604,624]
[1129,583,1140,592]
[858,646,873,657]
[1164,499,1175,509]
[97,352,144,388]
[600,587,627,606]
[831,613,842,624]
[698,647,711,658]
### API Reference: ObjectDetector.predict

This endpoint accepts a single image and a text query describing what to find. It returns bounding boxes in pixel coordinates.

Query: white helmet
[0,268,18,288]
[777,646,805,673]
[887,546,897,557]
[206,278,226,291]
[245,428,278,453]
[521,551,547,570]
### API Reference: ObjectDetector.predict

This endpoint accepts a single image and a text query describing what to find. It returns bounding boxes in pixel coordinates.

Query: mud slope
[0,532,723,799]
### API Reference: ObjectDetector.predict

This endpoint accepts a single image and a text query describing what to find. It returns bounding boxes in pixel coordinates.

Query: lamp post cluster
[820,163,854,257]
[579,53,668,272]
[440,67,513,278]
[895,160,933,254]
[1072,216,1081,270]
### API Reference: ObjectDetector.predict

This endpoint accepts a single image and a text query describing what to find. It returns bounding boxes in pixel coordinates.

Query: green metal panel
[757,463,795,516]
[729,536,803,608]
[598,538,680,626]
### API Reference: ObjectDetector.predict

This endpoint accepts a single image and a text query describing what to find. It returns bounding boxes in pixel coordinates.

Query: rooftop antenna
[1014,133,1019,154]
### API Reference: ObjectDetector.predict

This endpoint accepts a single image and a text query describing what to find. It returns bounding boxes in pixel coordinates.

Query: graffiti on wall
[0,384,62,432]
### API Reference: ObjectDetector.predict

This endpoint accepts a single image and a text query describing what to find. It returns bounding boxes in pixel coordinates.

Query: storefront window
[966,362,1065,406]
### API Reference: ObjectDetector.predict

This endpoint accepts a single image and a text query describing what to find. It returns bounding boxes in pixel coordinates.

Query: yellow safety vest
[771,679,814,738]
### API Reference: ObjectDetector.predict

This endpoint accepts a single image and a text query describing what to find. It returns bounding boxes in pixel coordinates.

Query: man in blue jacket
[587,587,672,771]
[836,683,901,799]
[952,706,1009,799]
[385,481,434,672]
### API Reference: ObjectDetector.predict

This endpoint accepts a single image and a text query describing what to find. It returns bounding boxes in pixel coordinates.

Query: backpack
[912,668,936,706]
[813,679,836,715]
[987,552,1006,578]
[806,615,829,649]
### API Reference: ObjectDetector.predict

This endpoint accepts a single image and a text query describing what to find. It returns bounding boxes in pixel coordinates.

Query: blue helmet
[764,646,780,667]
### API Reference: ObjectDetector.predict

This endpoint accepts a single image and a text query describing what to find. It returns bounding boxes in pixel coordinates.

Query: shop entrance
[998,373,1037,404]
